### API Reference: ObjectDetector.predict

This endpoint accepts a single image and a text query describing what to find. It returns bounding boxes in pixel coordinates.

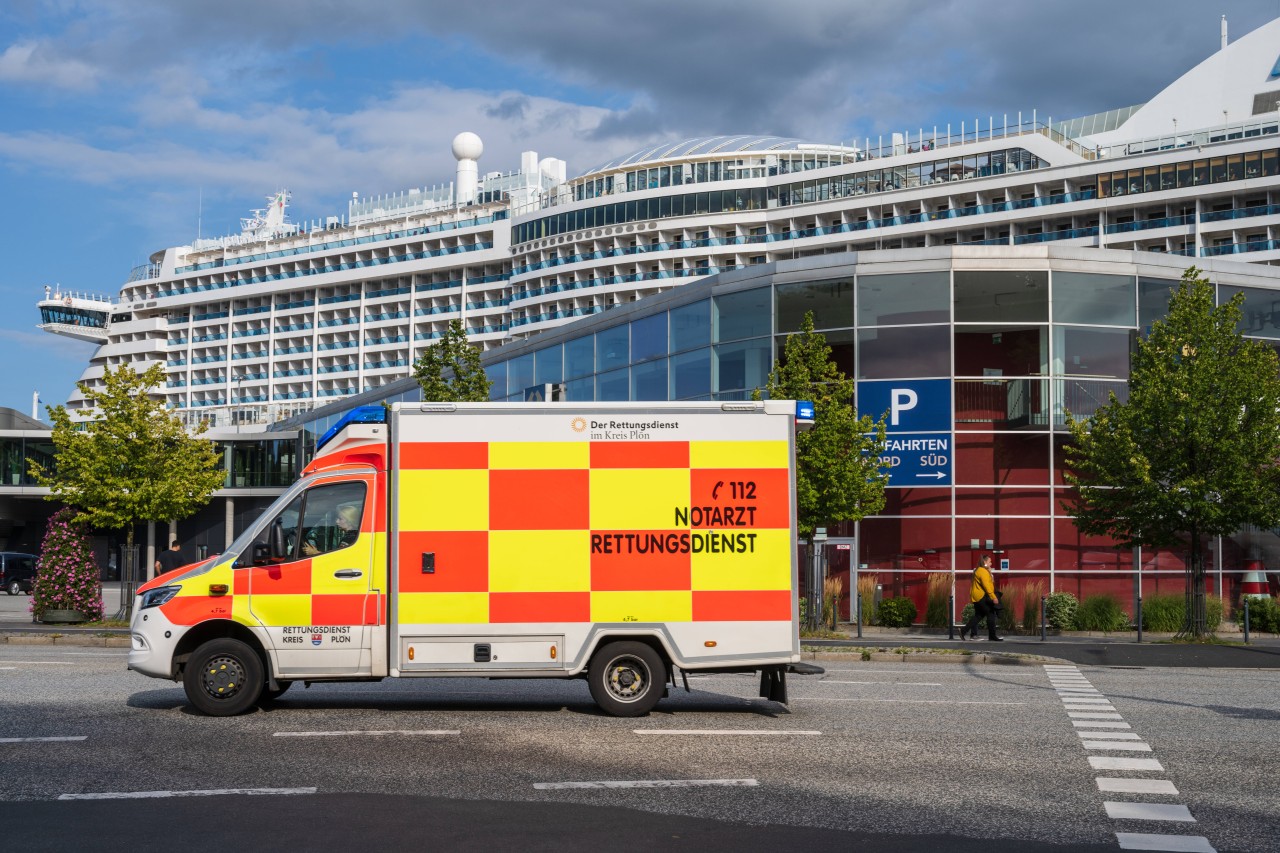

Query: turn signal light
[408,646,415,661]
[704,640,717,647]
[208,584,229,596]
[550,645,557,659]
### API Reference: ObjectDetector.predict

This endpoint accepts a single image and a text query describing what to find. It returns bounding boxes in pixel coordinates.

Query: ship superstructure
[39,16,1280,426]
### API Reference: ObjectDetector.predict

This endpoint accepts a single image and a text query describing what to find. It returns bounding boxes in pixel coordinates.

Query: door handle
[333,569,363,579]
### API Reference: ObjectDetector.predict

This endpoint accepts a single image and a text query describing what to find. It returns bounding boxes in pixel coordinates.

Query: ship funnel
[452,132,483,205]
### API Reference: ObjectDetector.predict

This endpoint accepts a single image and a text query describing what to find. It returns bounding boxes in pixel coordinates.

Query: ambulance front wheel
[183,638,264,717]
[588,641,666,717]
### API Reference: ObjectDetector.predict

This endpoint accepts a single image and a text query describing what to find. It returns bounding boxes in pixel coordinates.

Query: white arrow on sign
[914,472,946,479]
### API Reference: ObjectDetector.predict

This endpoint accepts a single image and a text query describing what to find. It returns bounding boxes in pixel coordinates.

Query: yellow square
[398,469,488,530]
[398,592,488,624]
[489,442,588,469]
[690,440,789,469]
[590,468,690,530]
[691,529,792,591]
[249,594,311,627]
[489,530,590,592]
[591,590,692,623]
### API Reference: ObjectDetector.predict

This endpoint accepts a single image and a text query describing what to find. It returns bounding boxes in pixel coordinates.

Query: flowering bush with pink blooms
[32,508,103,622]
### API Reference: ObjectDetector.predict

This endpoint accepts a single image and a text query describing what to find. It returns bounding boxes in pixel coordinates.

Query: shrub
[32,509,103,622]
[876,596,917,627]
[998,595,1017,633]
[924,573,950,629]
[1044,592,1078,630]
[1142,593,1226,632]
[823,576,844,628]
[1237,596,1280,633]
[1074,594,1130,631]
[856,575,876,625]
[1020,580,1046,634]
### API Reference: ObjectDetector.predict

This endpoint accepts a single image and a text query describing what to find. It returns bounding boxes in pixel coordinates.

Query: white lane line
[1068,712,1124,719]
[273,730,460,738]
[534,779,758,790]
[1089,756,1164,771]
[1077,731,1142,740]
[1115,833,1215,852]
[794,698,1026,706]
[0,667,15,670]
[819,681,942,686]
[1106,802,1196,822]
[0,660,76,665]
[634,729,821,736]
[59,787,317,800]
[1084,741,1152,752]
[1098,778,1180,795]
[60,652,127,657]
[0,736,88,743]
[1074,721,1132,729]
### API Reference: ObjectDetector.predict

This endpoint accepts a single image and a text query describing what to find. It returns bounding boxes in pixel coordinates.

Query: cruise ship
[38,15,1280,426]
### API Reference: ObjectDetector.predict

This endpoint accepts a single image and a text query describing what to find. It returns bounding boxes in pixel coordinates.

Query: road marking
[0,736,88,743]
[60,652,127,656]
[0,666,14,670]
[0,660,76,665]
[1089,756,1164,771]
[1115,833,1215,852]
[1077,731,1142,740]
[272,730,460,738]
[59,788,317,800]
[1073,721,1132,729]
[1056,688,1102,693]
[1106,802,1195,822]
[819,681,942,686]
[794,698,1026,706]
[1068,712,1124,719]
[1098,778,1180,795]
[634,729,821,736]
[1084,741,1152,752]
[1061,696,1110,702]
[534,779,758,790]
[1064,704,1116,711]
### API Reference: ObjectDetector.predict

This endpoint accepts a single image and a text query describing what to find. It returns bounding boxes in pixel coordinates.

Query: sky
[1,0,1277,417]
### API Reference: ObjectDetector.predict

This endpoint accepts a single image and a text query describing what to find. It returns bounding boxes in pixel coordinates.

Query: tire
[261,680,292,703]
[587,641,667,717]
[183,638,264,717]
[5,581,18,596]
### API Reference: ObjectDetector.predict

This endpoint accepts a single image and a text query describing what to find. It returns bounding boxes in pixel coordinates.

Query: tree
[755,312,889,535]
[1065,267,1280,638]
[412,319,492,402]
[32,508,103,622]
[30,364,225,617]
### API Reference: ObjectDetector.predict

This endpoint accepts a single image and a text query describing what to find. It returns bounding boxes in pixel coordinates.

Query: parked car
[0,552,38,595]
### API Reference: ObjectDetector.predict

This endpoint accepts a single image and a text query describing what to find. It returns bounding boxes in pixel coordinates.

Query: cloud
[0,41,99,90]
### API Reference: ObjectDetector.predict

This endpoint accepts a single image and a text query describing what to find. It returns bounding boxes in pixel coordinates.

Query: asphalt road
[1,648,1275,852]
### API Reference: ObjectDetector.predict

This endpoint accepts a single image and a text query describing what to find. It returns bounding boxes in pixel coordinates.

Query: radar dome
[452,132,483,161]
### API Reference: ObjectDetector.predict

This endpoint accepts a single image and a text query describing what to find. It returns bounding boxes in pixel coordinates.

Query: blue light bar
[795,401,816,425]
[316,405,386,451]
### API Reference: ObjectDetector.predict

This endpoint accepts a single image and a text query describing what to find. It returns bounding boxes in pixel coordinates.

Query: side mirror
[251,543,271,567]
[269,522,287,560]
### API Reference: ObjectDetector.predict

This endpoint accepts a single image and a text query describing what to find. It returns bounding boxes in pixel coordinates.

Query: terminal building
[28,16,1280,615]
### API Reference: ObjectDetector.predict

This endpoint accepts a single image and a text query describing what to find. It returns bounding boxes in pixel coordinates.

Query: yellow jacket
[969,565,997,604]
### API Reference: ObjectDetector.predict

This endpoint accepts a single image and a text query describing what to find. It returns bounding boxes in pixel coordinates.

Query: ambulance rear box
[128,400,818,716]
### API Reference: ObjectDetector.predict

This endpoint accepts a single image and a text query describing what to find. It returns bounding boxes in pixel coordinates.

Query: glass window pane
[1052,272,1135,326]
[563,376,594,401]
[670,348,712,399]
[955,432,1050,485]
[670,299,711,351]
[776,279,854,332]
[858,326,949,378]
[506,353,534,397]
[564,336,594,379]
[631,359,668,401]
[1053,326,1130,379]
[954,325,1048,377]
[534,344,562,385]
[714,287,771,341]
[1221,285,1280,338]
[1057,378,1129,423]
[955,378,1050,430]
[595,325,629,372]
[630,313,667,362]
[485,361,506,401]
[777,328,855,380]
[954,270,1048,323]
[1138,277,1178,329]
[596,367,629,401]
[714,339,772,394]
[858,271,950,326]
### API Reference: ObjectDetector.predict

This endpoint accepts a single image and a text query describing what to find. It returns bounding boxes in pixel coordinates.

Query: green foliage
[924,591,949,629]
[755,312,887,536]
[1140,593,1186,632]
[1237,596,1280,633]
[998,598,1017,633]
[960,602,975,625]
[412,319,493,402]
[32,508,102,621]
[1020,581,1046,633]
[1065,268,1280,637]
[1044,592,1079,630]
[876,596,917,627]
[31,364,224,564]
[1073,595,1130,631]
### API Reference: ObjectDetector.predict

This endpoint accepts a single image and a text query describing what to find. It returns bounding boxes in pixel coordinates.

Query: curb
[803,647,1068,666]
[1,632,130,648]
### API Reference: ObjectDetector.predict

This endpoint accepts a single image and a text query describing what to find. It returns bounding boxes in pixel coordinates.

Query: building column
[225,497,236,551]
[168,520,177,552]
[146,521,156,581]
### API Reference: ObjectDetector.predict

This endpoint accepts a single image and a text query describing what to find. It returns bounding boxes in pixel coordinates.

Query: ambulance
[128,400,819,717]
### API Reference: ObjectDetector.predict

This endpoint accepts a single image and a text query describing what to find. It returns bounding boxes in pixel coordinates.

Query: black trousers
[963,598,1000,639]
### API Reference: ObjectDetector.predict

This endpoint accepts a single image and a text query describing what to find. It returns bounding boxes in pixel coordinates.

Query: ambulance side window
[262,494,304,564]
[298,482,366,558]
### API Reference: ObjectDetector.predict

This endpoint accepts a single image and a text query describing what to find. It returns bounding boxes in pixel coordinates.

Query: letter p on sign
[890,388,918,426]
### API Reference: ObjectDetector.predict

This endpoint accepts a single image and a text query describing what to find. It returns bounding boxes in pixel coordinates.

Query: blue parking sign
[857,379,951,433]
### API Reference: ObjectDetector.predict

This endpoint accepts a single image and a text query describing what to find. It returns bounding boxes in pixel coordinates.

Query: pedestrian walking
[155,540,185,575]
[960,554,1003,641]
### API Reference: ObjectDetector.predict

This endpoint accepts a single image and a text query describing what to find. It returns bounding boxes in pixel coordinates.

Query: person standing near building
[155,540,185,575]
[960,553,1003,641]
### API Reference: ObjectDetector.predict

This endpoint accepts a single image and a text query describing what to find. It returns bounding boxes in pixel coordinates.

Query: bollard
[1136,596,1143,644]
[856,593,863,639]
[1243,598,1251,645]
[1040,595,1047,641]
[948,594,955,640]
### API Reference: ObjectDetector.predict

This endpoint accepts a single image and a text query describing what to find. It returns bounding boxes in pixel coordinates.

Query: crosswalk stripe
[1097,778,1180,795]
[1089,756,1164,771]
[1115,833,1215,851]
[1084,741,1152,751]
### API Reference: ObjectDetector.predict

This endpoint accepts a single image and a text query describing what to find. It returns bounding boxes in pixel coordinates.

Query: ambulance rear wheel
[183,638,264,717]
[588,641,665,717]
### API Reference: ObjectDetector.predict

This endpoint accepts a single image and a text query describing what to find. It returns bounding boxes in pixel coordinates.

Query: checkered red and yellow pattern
[395,439,793,625]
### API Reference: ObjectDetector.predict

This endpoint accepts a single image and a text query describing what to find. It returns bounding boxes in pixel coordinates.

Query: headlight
[139,585,181,609]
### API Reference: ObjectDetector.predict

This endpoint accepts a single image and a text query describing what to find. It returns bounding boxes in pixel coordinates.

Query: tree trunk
[1184,525,1209,639]
[113,526,136,622]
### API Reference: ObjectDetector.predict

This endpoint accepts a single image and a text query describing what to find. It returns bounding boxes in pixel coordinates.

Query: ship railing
[1105,116,1280,159]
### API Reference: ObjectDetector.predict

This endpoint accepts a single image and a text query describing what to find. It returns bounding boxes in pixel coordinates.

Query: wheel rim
[199,654,248,702]
[603,654,651,704]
